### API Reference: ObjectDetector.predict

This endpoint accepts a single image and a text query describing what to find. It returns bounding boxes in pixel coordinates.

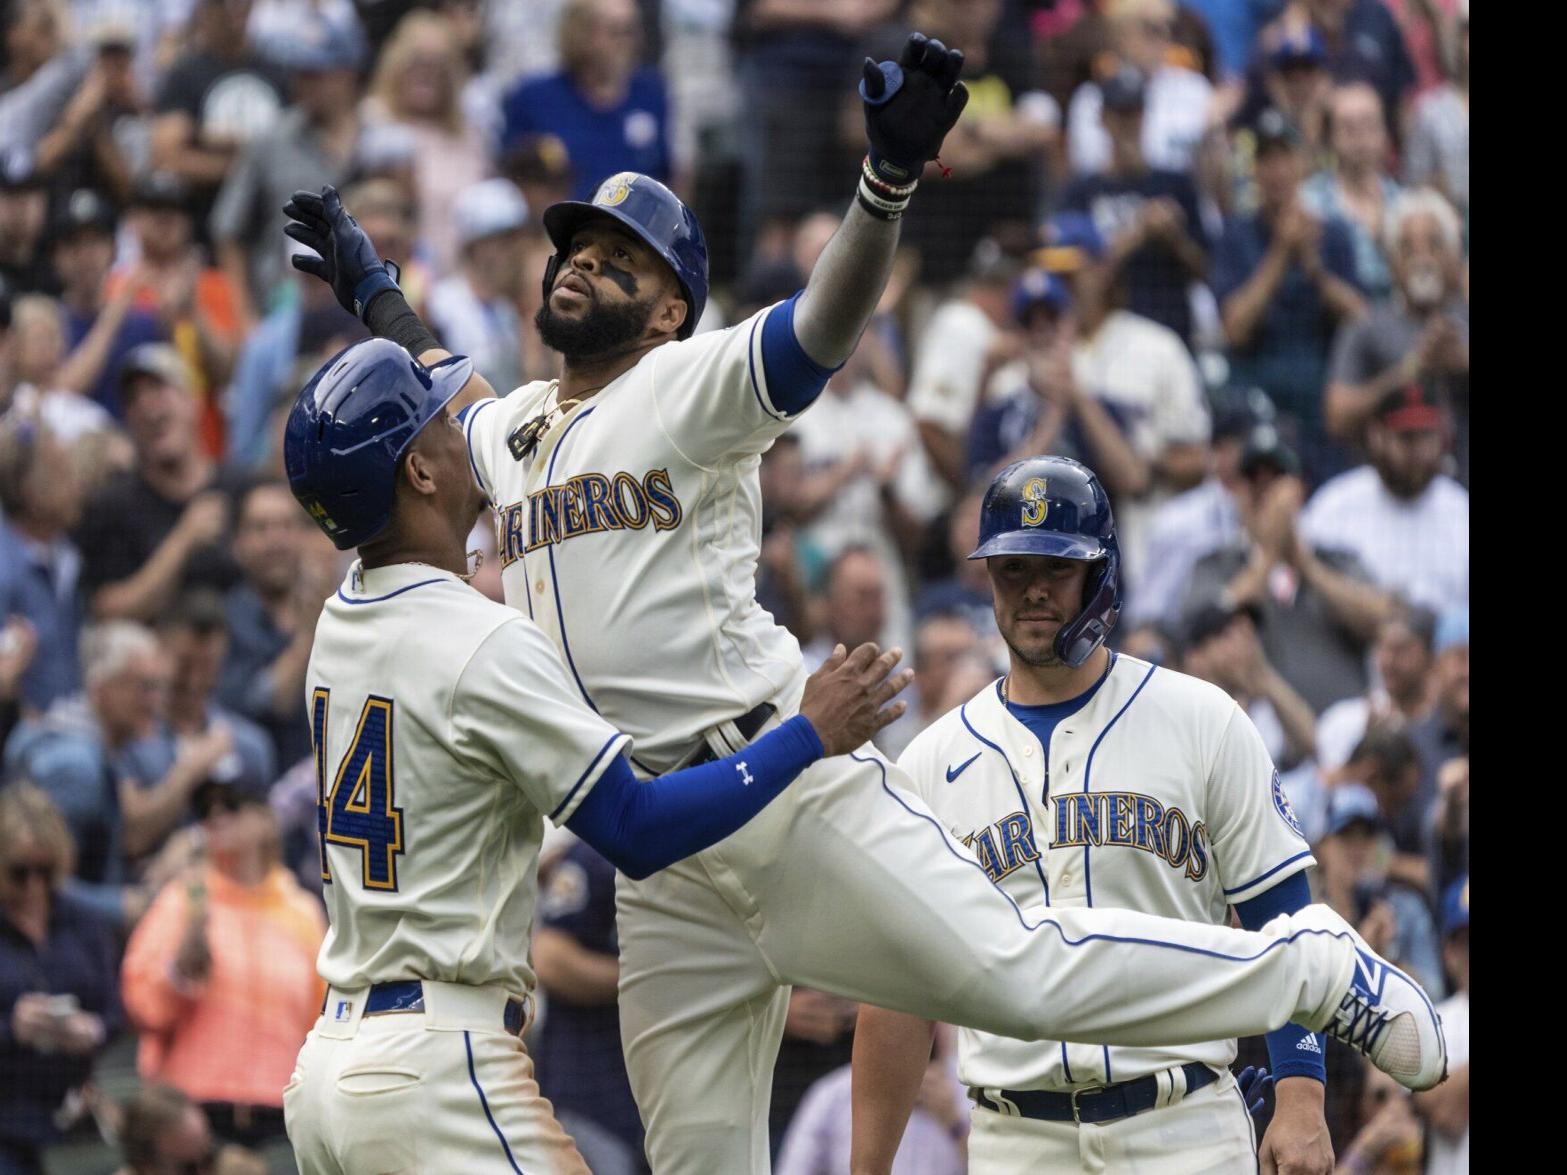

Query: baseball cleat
[1294,904,1447,1091]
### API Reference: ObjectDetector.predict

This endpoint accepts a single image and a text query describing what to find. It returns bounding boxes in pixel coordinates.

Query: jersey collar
[341,559,462,602]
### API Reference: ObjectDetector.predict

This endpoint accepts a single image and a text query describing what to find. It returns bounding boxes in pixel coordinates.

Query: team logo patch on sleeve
[1272,771,1305,839]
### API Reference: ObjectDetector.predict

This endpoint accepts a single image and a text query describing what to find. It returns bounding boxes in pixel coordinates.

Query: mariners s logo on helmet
[596,173,637,207]
[1021,477,1049,527]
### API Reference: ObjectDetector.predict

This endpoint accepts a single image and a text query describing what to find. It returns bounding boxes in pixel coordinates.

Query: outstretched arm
[793,34,969,370]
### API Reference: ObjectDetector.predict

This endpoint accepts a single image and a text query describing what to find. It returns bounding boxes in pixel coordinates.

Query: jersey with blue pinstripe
[894,654,1315,1091]
[307,560,629,994]
[463,303,807,774]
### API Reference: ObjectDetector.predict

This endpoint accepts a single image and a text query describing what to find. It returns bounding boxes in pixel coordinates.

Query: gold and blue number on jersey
[1052,792,1210,882]
[496,467,683,567]
[311,688,406,891]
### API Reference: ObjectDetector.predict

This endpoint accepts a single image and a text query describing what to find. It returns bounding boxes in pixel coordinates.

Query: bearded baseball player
[852,456,1344,1175]
[283,33,1444,1174]
[278,338,911,1173]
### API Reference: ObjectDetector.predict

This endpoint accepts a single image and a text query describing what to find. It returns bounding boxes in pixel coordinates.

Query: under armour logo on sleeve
[737,762,753,787]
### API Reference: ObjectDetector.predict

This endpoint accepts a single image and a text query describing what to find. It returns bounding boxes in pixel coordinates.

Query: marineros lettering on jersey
[495,468,684,566]
[959,793,1210,885]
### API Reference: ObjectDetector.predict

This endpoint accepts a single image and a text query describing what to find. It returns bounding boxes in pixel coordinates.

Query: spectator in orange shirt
[109,173,243,456]
[120,779,325,1151]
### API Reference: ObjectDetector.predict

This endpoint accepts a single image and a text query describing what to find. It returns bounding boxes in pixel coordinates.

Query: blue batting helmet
[541,172,708,339]
[968,456,1121,668]
[284,338,474,550]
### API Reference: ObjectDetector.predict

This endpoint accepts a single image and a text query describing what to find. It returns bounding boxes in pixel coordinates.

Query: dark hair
[1348,724,1420,781]
[825,543,882,592]
[1384,602,1438,651]
[159,589,230,639]
[120,1083,197,1171]
[235,474,292,521]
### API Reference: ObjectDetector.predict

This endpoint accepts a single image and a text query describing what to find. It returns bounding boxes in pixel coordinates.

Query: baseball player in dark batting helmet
[540,172,708,339]
[969,455,1122,668]
[284,338,475,550]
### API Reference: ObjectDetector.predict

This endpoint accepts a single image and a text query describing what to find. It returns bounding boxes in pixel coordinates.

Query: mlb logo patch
[334,1000,353,1023]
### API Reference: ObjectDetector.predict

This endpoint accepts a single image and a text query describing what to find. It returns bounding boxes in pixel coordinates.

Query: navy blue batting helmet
[284,338,474,550]
[541,172,708,339]
[968,456,1121,668]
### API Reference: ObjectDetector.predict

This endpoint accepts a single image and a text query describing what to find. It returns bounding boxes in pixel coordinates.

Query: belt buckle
[1070,1083,1105,1125]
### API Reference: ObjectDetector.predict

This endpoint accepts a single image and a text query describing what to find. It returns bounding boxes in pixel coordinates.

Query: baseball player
[282,33,1444,1174]
[851,456,1339,1175]
[278,337,913,1173]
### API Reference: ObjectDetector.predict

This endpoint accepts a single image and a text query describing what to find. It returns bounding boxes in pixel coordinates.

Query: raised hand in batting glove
[1237,1065,1275,1118]
[860,32,970,186]
[283,186,401,322]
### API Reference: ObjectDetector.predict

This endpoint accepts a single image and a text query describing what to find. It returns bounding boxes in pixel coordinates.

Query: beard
[1000,621,1064,669]
[535,286,655,360]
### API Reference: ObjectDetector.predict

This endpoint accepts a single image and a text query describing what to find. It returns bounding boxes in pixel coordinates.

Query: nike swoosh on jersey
[946,754,981,783]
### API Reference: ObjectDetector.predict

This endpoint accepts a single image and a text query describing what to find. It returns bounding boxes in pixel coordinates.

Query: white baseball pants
[967,1067,1260,1173]
[284,980,589,1175]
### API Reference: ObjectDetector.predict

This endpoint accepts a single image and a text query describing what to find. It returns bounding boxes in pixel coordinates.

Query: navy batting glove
[860,32,970,185]
[283,186,401,322]
[1236,1065,1274,1118]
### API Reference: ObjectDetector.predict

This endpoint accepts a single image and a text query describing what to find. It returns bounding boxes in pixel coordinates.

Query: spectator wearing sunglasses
[0,782,121,1175]
[120,781,324,1152]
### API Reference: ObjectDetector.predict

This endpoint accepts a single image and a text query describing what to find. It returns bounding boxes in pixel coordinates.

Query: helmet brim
[967,532,1107,562]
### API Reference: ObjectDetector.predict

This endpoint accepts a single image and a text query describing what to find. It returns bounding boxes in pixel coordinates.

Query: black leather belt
[324,981,528,1036]
[970,1062,1219,1125]
[688,703,777,766]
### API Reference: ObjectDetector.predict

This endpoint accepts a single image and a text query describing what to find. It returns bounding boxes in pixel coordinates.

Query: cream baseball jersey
[462,304,808,772]
[896,654,1315,1091]
[306,560,629,993]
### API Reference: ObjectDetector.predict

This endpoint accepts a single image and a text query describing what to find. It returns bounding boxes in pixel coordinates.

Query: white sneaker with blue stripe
[1294,905,1448,1091]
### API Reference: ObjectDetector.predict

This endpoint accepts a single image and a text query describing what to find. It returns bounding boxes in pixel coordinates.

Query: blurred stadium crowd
[0,0,1468,1171]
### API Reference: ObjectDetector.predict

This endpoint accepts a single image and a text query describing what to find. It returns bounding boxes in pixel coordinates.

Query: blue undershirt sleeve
[1236,870,1327,1084]
[758,292,842,415]
[565,715,824,880]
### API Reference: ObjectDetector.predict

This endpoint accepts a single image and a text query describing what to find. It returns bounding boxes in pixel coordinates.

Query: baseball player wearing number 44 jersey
[277,339,913,1175]
[853,457,1345,1175]
[284,31,1444,1175]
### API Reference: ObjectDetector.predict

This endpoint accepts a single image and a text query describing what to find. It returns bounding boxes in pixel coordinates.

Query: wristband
[363,287,442,358]
[857,176,911,222]
[861,155,918,199]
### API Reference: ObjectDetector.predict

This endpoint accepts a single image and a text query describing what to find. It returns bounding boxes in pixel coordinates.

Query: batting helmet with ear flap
[968,456,1121,668]
[541,172,708,339]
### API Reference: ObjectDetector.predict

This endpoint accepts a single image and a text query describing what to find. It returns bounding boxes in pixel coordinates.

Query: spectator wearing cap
[121,776,325,1150]
[32,15,147,208]
[1257,0,1416,139]
[0,149,56,296]
[1177,423,1389,714]
[1061,64,1210,346]
[73,343,240,624]
[1211,107,1366,482]
[966,267,1146,500]
[362,9,491,280]
[1066,0,1216,177]
[49,189,166,418]
[1298,383,1467,614]
[428,178,531,394]
[0,417,87,717]
[0,782,122,1175]
[210,12,368,332]
[1312,781,1441,994]
[1403,4,1467,216]
[1232,24,1333,163]
[218,480,339,772]
[1301,81,1401,300]
[1415,875,1467,1175]
[501,0,672,202]
[1325,188,1468,483]
[1341,724,1433,895]
[907,240,1024,493]
[109,173,243,451]
[1315,604,1436,776]
[1037,212,1210,580]
[531,840,646,1175]
[148,0,288,232]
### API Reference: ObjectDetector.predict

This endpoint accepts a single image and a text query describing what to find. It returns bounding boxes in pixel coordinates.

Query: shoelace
[1332,988,1392,1056]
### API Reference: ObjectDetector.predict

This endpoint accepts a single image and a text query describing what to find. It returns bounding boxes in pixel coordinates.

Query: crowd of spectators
[0,0,1468,1171]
